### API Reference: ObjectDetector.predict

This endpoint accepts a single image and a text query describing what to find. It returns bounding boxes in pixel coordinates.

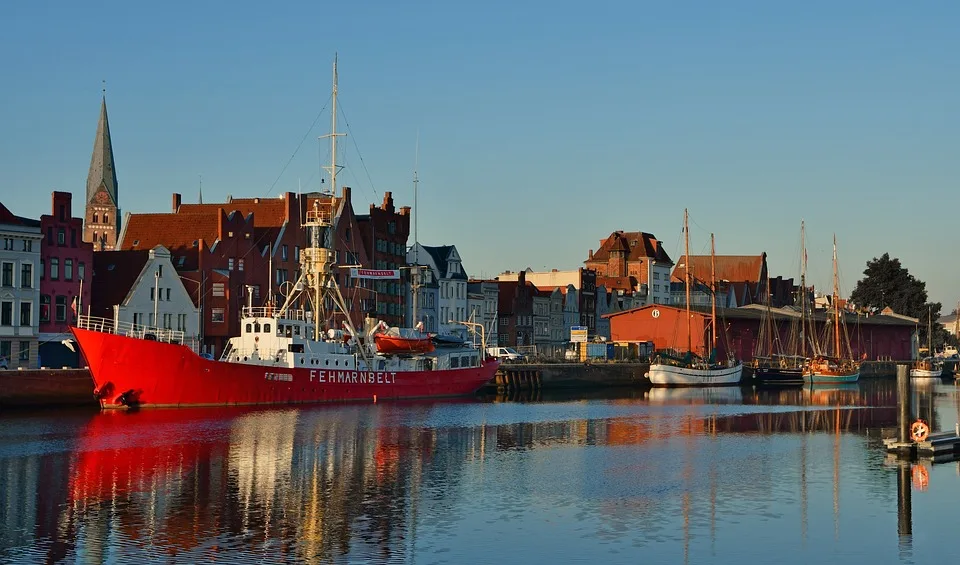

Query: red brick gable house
[585,231,674,305]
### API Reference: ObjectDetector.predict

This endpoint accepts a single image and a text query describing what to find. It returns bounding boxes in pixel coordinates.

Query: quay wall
[0,368,96,408]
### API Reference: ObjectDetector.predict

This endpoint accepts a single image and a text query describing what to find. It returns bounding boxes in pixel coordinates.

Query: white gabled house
[91,245,200,346]
[407,243,468,338]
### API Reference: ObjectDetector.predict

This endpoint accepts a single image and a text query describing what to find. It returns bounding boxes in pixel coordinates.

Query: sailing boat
[753,223,808,387]
[69,56,499,408]
[647,209,743,386]
[804,235,859,384]
[910,305,943,378]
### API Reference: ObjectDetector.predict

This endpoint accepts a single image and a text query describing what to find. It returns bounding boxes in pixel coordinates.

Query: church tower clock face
[95,191,109,204]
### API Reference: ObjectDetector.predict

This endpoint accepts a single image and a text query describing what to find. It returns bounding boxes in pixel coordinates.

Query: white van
[486,347,525,362]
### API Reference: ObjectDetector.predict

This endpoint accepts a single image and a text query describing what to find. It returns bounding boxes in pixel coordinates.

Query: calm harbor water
[1,379,959,564]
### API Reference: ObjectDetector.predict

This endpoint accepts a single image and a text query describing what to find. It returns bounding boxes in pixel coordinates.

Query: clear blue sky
[2,1,957,308]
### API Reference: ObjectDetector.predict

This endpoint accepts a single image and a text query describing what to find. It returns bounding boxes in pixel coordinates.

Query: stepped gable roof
[672,255,765,284]
[589,231,673,265]
[120,212,221,251]
[91,249,150,317]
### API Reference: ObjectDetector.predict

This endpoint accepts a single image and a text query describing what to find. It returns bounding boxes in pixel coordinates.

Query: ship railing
[76,315,188,345]
[222,347,289,364]
[241,306,309,321]
[306,209,332,225]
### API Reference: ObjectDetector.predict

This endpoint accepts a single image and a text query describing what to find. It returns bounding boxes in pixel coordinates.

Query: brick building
[584,231,674,306]
[496,270,536,347]
[39,191,93,367]
[114,189,390,355]
[355,192,411,327]
[605,304,915,361]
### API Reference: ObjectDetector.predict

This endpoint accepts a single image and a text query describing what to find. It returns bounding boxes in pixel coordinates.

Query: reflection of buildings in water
[228,409,299,521]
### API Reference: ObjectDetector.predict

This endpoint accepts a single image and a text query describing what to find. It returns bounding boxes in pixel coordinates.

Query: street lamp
[449,319,487,356]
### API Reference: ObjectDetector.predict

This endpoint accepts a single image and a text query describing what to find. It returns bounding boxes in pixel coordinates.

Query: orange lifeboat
[374,332,435,354]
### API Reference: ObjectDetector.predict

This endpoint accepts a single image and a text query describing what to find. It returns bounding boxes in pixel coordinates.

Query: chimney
[173,193,182,212]
[589,249,594,259]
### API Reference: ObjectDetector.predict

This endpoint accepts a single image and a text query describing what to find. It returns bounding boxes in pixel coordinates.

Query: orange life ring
[910,419,929,443]
[911,465,929,491]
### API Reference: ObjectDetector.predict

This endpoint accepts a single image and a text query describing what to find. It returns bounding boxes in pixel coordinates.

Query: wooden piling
[897,364,911,444]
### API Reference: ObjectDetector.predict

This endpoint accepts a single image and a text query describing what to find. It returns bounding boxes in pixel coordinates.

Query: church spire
[85,95,119,206]
[83,94,121,251]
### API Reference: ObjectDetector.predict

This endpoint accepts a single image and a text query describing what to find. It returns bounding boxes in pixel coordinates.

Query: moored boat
[71,57,497,409]
[910,308,943,378]
[647,210,743,387]
[804,236,859,384]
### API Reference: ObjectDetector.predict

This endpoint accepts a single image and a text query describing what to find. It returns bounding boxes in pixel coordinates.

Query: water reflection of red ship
[68,409,230,505]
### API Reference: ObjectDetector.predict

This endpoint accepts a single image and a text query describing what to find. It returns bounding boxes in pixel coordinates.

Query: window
[57,229,65,245]
[158,265,163,277]
[1,263,11,287]
[22,240,32,252]
[50,258,59,280]
[282,245,289,261]
[64,259,73,281]
[212,308,225,323]
[177,314,186,331]
[55,296,67,322]
[59,204,65,221]
[213,283,225,297]
[133,312,143,327]
[228,258,234,271]
[103,214,109,224]
[150,288,155,301]
[238,258,244,271]
[20,302,31,326]
[294,246,300,261]
[1,302,11,325]
[19,341,29,362]
[78,262,85,280]
[2,238,12,250]
[40,295,50,322]
[0,341,9,361]
[46,228,53,245]
[345,228,351,242]
[148,313,155,327]
[166,288,171,301]
[40,259,44,280]
[93,213,99,223]
[163,313,172,329]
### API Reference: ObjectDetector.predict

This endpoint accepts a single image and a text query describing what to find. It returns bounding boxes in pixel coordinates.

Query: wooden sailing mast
[832,235,841,358]
[800,221,808,358]
[684,208,692,355]
[711,233,717,354]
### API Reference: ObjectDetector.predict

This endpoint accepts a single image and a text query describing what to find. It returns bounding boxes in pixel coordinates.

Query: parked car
[486,347,525,362]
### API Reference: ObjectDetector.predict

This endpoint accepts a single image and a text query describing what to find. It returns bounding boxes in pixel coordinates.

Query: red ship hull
[71,327,498,409]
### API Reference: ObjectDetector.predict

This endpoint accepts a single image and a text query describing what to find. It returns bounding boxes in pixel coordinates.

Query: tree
[850,253,947,350]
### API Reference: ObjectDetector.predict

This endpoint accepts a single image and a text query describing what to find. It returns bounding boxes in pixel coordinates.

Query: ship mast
[710,233,717,353]
[832,234,840,358]
[800,221,807,358]
[684,209,692,355]
[277,54,358,343]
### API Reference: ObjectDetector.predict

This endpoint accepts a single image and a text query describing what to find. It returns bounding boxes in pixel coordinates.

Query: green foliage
[850,253,948,350]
